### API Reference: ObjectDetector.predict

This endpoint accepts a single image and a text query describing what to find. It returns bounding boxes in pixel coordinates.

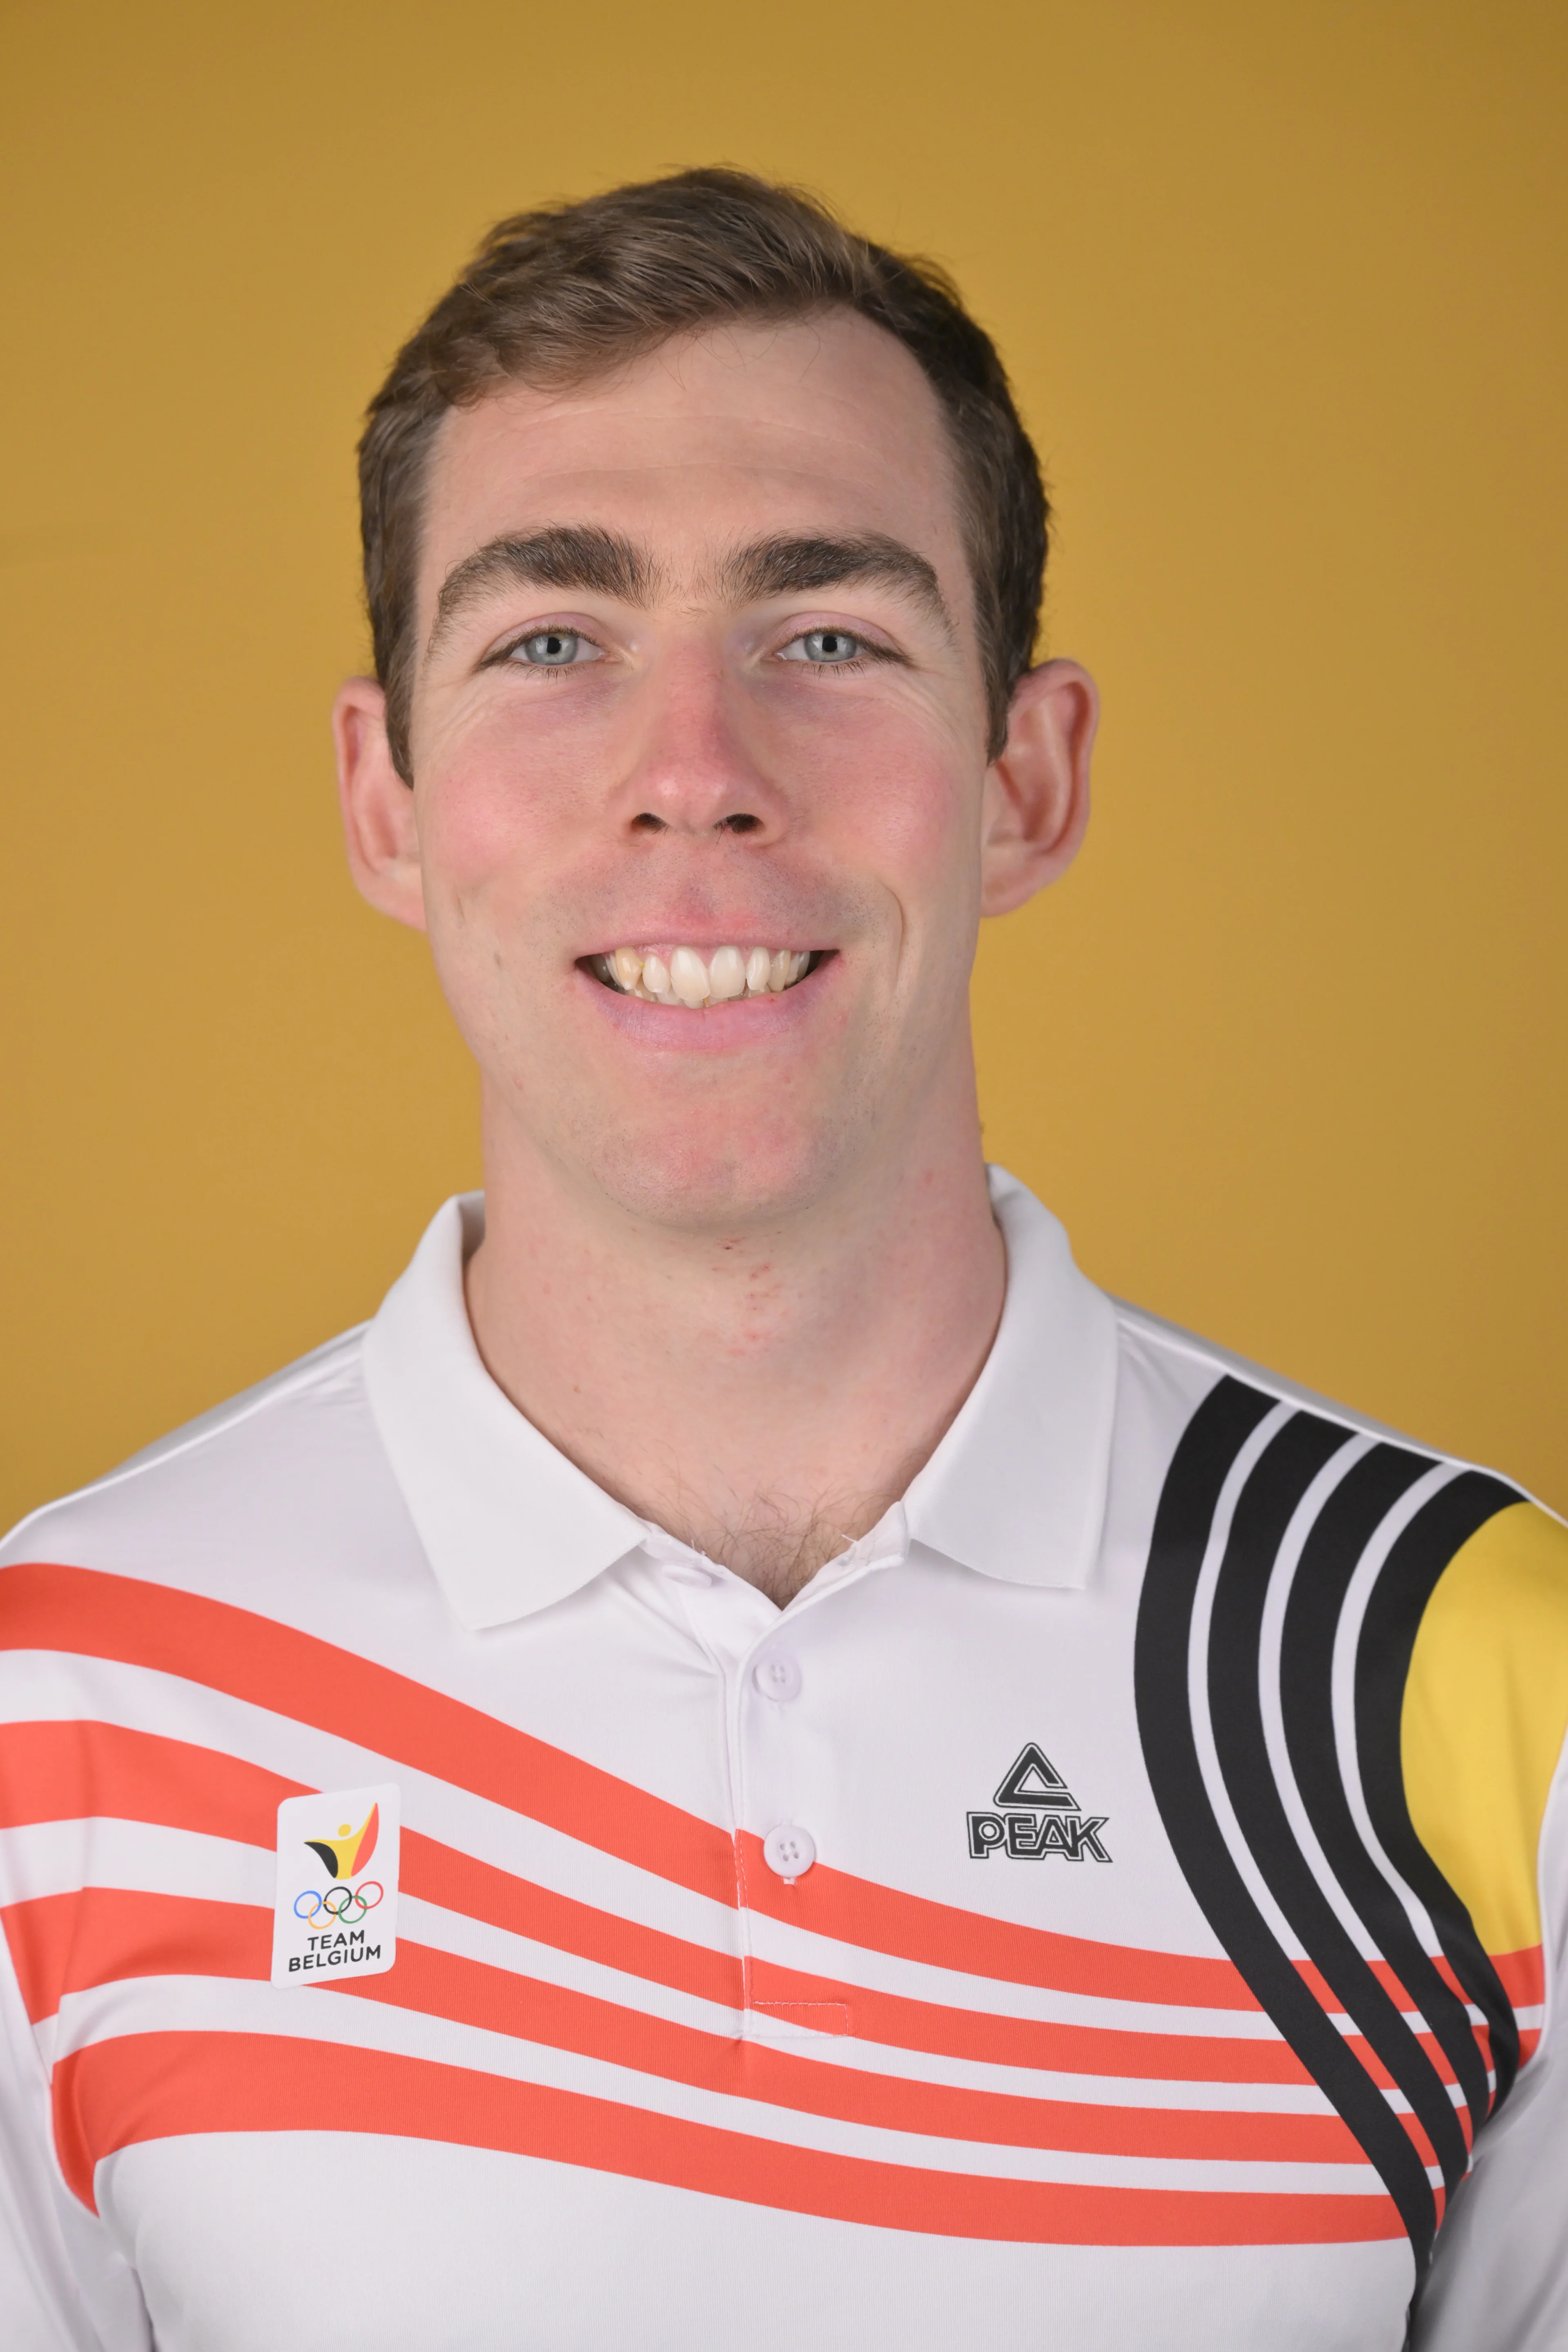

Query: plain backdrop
[2,0,1564,1528]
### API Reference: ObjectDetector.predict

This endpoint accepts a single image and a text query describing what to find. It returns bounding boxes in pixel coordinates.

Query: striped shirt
[1,1169,1564,2350]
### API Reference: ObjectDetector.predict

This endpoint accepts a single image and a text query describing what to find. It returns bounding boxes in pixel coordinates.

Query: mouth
[581,944,824,1008]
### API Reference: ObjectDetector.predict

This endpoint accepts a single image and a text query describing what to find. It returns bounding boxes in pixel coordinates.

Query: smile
[584,945,820,1008]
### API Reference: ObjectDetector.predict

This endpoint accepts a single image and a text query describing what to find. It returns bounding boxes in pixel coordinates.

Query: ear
[978,659,1098,918]
[333,678,428,932]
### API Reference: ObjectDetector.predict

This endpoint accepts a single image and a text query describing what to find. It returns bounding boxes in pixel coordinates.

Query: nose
[615,646,784,843]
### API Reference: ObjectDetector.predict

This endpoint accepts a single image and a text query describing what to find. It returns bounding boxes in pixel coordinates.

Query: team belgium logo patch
[967,1743,1111,1863]
[270,1782,401,1986]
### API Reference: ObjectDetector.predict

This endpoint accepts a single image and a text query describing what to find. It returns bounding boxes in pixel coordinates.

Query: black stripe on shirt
[1134,1377,1439,2258]
[1278,1450,1499,2150]
[1204,1414,1473,2194]
[1353,1469,1525,2118]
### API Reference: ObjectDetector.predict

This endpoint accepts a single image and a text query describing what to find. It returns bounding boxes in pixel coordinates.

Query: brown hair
[359,168,1049,778]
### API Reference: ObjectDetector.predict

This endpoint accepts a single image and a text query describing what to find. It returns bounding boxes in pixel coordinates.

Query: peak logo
[271,1783,400,1987]
[967,1743,1111,1864]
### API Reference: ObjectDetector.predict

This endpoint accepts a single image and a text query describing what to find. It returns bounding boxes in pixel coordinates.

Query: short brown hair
[359,168,1049,778]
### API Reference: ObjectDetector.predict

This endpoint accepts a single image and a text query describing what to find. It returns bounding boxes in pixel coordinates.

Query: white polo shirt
[1,1170,1565,2352]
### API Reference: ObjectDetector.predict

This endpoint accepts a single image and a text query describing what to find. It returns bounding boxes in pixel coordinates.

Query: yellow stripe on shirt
[1402,1500,1568,1964]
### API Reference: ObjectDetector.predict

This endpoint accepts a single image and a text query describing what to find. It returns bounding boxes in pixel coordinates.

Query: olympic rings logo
[293,1880,384,1925]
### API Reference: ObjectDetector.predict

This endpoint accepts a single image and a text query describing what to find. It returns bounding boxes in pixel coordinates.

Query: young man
[1,171,1564,2352]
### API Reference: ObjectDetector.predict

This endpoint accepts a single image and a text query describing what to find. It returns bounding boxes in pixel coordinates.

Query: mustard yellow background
[3,0,1564,1528]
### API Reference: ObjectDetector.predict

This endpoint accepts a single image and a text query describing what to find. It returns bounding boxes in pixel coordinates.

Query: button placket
[651,1547,791,2034]
[740,1548,906,1906]
[752,1650,802,1703]
[663,1526,907,2039]
[761,1822,816,1883]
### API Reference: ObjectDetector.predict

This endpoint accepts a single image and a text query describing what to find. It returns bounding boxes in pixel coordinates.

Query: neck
[463,1073,1006,1608]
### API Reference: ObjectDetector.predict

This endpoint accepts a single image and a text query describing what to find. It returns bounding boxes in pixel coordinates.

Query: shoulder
[1403,1497,1568,1994]
[1112,1293,1568,2013]
[1114,1292,1559,1675]
[1110,1293,1423,1448]
[0,1324,386,1592]
[1108,1294,1563,1846]
[1407,1495,1568,1688]
[1110,1294,1538,1561]
[1105,1297,1510,1609]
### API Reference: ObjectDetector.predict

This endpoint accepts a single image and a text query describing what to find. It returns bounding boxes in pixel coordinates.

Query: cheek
[819,723,980,914]
[415,733,570,916]
[412,684,625,917]
[420,786,527,910]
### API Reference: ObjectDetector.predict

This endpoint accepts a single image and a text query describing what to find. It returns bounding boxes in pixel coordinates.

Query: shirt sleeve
[0,1553,154,2352]
[1405,1499,1568,2348]
[0,1913,149,2351]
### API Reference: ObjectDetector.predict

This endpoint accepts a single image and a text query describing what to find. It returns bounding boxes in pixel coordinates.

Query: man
[0,169,1563,2351]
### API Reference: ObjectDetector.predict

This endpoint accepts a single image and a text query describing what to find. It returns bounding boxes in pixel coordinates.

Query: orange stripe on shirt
[0,1562,733,1899]
[0,1718,306,1841]
[0,1719,745,2014]
[1490,1946,1544,2013]
[1294,1956,1426,2018]
[3,1889,269,2020]
[0,1724,1281,2078]
[0,1565,1265,2012]
[4,1882,1313,2116]
[51,2029,1406,2245]
[736,1829,1262,2011]
[402,1828,744,2011]
[744,1953,1312,2084]
[338,1935,1362,2167]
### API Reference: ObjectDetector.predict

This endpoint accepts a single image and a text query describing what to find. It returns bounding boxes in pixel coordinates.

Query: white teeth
[599,945,815,1006]
[708,945,748,1001]
[669,946,710,1007]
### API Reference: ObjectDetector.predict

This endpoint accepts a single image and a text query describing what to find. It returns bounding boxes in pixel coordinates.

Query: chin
[581,1111,858,1234]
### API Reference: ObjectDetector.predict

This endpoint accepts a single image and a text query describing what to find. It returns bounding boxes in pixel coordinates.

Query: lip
[572,949,837,1051]
[576,933,823,960]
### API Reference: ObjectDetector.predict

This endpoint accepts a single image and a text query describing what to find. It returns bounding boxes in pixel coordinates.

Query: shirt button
[762,1824,817,1882]
[753,1653,802,1702]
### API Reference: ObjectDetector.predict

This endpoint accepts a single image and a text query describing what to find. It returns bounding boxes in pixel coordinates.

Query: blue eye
[782,629,863,664]
[512,630,597,666]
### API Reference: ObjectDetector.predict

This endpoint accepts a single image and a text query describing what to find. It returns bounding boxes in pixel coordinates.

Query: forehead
[419,313,967,608]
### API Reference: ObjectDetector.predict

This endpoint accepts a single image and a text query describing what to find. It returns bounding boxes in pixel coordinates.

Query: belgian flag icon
[303,1803,380,1882]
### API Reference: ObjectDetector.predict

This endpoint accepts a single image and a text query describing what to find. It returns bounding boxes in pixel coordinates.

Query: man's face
[344,313,1083,1232]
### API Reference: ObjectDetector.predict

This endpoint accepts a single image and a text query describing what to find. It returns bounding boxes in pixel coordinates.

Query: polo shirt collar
[903,1166,1118,1592]
[362,1167,1118,1631]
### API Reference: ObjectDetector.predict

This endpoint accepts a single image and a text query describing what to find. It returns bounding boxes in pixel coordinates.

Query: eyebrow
[717,533,953,636]
[425,524,952,660]
[427,526,660,659]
